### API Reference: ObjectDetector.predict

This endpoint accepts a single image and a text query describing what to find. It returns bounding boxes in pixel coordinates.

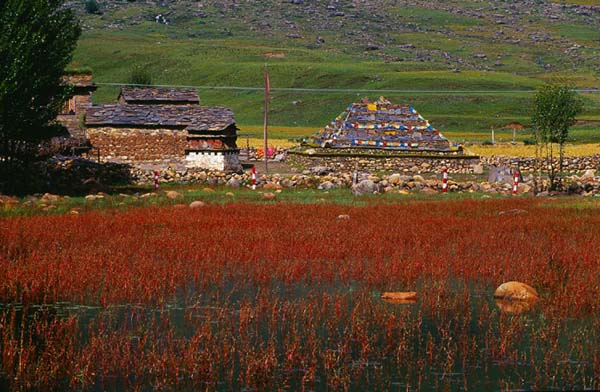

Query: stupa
[309,97,452,152]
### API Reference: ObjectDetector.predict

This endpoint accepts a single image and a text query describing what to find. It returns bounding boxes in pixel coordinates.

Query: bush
[84,0,101,14]
[523,138,536,145]
[128,65,153,86]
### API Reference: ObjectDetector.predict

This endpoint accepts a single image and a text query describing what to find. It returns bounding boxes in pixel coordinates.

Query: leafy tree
[0,0,81,168]
[532,83,583,191]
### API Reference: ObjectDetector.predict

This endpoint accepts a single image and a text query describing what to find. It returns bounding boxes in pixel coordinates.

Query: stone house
[85,102,242,171]
[56,72,97,140]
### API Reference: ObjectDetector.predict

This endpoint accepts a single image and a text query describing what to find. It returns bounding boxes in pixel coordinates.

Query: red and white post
[442,166,448,193]
[153,170,159,191]
[513,170,519,195]
[251,165,257,190]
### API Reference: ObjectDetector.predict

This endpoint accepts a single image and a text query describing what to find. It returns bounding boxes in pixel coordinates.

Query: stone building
[56,72,97,140]
[85,87,242,172]
[85,103,241,171]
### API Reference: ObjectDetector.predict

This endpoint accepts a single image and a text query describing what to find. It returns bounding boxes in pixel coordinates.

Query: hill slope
[70,0,600,141]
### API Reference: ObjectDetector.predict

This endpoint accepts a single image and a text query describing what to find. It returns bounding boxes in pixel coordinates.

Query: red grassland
[1,199,599,390]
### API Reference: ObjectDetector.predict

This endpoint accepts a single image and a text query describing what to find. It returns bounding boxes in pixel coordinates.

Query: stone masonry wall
[87,127,187,163]
[56,94,93,139]
[287,152,479,174]
[287,152,600,174]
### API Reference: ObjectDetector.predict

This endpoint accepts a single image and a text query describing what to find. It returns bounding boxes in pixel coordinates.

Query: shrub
[84,0,101,14]
[128,65,153,86]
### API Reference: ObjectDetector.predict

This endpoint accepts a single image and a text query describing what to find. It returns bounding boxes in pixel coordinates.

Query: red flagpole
[264,64,270,173]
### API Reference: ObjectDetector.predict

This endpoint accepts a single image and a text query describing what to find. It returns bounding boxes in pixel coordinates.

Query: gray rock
[581,169,596,180]
[352,180,379,196]
[311,166,330,175]
[472,164,484,175]
[318,181,337,190]
[226,178,241,188]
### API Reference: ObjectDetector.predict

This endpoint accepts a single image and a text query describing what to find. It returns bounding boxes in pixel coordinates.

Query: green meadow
[71,1,600,142]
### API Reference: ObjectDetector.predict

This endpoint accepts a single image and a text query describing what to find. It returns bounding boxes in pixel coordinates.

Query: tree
[0,0,81,167]
[532,83,583,191]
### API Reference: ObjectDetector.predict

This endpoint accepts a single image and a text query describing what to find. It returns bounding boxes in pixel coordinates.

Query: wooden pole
[264,64,269,173]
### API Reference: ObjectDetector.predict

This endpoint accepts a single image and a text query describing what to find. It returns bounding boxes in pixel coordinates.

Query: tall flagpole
[263,64,270,173]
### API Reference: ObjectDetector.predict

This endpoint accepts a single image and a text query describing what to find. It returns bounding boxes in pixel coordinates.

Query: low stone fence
[286,150,600,175]
[13,154,600,197]
[286,149,479,174]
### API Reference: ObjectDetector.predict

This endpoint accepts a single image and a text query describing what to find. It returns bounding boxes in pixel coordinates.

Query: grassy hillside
[70,0,600,141]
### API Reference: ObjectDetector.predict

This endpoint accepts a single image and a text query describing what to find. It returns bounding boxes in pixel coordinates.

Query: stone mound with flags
[309,97,452,151]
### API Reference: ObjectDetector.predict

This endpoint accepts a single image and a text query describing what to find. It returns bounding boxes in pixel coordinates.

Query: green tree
[0,0,81,168]
[532,83,583,191]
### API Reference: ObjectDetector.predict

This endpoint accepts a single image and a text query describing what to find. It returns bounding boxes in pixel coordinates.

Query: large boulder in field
[352,180,379,196]
[494,281,538,302]
[495,299,536,314]
[381,291,417,304]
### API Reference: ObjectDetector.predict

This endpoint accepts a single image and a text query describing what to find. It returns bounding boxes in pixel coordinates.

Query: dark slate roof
[85,105,235,132]
[119,87,200,104]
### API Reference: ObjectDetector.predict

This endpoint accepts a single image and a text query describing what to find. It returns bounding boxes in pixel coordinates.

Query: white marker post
[154,170,159,191]
[442,167,448,193]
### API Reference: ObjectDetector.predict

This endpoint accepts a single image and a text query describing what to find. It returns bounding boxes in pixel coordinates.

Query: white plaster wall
[186,152,226,170]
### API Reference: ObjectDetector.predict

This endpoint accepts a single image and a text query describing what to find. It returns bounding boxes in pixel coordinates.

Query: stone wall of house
[56,94,93,139]
[87,127,187,163]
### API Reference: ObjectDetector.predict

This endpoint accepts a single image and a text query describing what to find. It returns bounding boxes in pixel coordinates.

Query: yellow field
[468,143,600,157]
[242,138,299,149]
[241,138,600,158]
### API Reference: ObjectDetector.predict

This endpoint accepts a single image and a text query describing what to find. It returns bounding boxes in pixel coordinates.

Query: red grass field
[1,199,599,390]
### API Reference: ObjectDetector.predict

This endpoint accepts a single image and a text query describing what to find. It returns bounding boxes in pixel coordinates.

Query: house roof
[63,73,96,91]
[119,87,200,104]
[85,104,235,132]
